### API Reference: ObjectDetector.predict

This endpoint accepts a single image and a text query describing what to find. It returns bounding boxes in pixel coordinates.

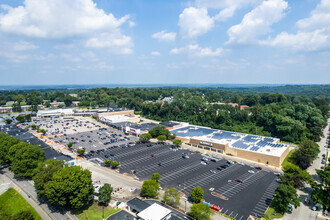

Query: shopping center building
[171,125,290,168]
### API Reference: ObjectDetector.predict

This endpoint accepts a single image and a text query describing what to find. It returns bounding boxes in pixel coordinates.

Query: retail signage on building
[200,141,213,146]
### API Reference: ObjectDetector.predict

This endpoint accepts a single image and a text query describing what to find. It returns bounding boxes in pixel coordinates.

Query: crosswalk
[13,185,22,192]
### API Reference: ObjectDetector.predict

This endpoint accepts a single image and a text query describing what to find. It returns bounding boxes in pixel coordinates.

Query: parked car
[216,166,223,171]
[236,179,243,183]
[255,167,262,170]
[248,170,255,174]
[210,170,216,174]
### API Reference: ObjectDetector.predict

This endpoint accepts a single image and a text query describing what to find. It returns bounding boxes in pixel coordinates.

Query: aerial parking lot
[7,116,280,220]
[27,117,139,152]
[87,141,280,220]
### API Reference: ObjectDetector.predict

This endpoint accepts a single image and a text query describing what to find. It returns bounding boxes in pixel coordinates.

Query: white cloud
[296,0,330,30]
[196,0,261,21]
[13,41,38,51]
[152,30,176,42]
[151,51,160,56]
[0,0,133,53]
[85,33,133,54]
[261,30,329,51]
[263,0,330,51]
[129,21,136,27]
[178,7,214,38]
[0,0,129,38]
[170,44,224,56]
[226,0,288,44]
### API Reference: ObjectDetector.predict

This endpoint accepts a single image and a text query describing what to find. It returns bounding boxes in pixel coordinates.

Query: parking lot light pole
[184,199,187,214]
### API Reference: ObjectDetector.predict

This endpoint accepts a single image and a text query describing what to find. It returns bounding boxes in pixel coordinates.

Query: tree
[33,160,64,198]
[139,133,152,143]
[44,166,94,209]
[67,142,73,149]
[291,140,320,169]
[311,166,330,210]
[31,124,37,130]
[0,135,20,164]
[173,139,182,147]
[151,173,160,182]
[63,95,73,107]
[40,129,46,135]
[163,188,180,207]
[15,116,25,123]
[190,203,214,220]
[149,126,171,139]
[111,160,119,169]
[141,179,160,198]
[157,135,167,142]
[271,184,300,214]
[98,183,113,205]
[191,186,204,203]
[294,156,311,170]
[282,163,312,188]
[77,148,85,156]
[10,144,45,178]
[5,119,12,124]
[104,160,112,167]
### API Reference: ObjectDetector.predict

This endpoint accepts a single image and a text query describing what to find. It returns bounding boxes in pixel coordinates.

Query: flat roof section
[137,203,171,220]
[127,198,150,213]
[172,125,288,157]
[107,210,135,220]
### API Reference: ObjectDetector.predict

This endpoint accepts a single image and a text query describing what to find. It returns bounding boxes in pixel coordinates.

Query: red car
[236,179,243,183]
[151,154,156,158]
[255,167,262,170]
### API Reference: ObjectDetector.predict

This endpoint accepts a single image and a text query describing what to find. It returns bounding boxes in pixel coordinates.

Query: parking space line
[180,165,241,192]
[249,178,279,218]
[120,150,174,168]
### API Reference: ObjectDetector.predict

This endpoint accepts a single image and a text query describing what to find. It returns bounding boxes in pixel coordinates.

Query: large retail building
[170,125,290,168]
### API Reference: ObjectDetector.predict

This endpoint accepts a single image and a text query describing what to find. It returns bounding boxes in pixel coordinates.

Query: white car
[248,170,255,174]
[129,187,136,192]
[238,162,245,166]
[201,161,207,165]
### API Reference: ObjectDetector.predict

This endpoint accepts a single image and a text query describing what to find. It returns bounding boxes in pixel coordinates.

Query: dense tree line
[1,86,329,143]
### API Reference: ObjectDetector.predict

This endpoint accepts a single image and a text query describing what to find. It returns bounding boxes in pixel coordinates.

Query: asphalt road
[280,119,329,220]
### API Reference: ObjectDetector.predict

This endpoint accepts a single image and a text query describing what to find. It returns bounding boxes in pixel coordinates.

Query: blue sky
[0,0,329,85]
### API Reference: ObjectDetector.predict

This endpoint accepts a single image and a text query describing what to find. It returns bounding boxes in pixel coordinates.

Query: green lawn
[263,207,284,220]
[281,149,296,168]
[0,188,42,220]
[76,203,120,220]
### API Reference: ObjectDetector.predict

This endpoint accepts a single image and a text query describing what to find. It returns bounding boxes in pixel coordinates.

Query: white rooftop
[137,203,171,220]
[37,108,74,116]
[100,115,133,123]
[172,125,288,157]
